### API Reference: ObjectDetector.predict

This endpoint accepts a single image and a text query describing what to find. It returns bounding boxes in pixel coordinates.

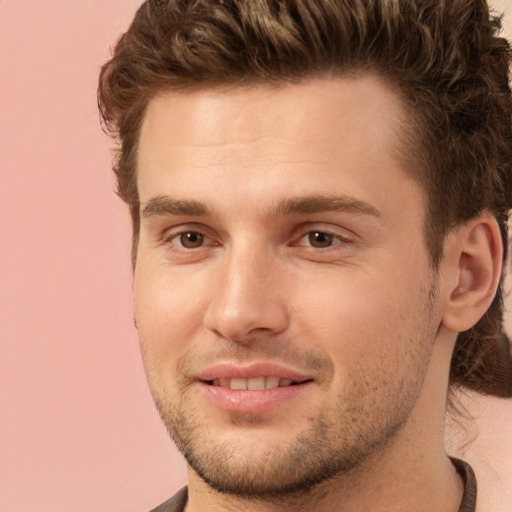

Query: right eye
[162,227,218,253]
[175,231,206,249]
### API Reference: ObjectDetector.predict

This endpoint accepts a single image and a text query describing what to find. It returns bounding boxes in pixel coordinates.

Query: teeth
[230,378,247,390]
[211,376,297,389]
[247,377,266,390]
[265,376,280,389]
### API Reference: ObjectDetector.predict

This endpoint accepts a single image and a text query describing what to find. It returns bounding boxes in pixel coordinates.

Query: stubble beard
[149,346,434,499]
[144,280,439,499]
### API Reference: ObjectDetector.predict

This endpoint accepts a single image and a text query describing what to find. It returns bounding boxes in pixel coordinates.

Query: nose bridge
[204,238,288,342]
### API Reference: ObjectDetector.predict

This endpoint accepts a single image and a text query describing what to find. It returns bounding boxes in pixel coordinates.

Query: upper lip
[195,362,314,383]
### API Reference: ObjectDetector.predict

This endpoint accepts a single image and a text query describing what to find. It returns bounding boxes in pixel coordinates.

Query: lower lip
[200,382,312,414]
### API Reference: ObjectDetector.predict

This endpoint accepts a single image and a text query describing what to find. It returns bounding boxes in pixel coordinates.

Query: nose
[203,243,289,344]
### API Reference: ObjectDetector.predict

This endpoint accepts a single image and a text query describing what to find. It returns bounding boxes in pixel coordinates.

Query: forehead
[139,75,405,158]
[136,75,418,216]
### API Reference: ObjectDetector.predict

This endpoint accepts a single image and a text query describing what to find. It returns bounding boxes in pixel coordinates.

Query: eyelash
[295,230,352,249]
[164,230,216,250]
[163,227,353,252]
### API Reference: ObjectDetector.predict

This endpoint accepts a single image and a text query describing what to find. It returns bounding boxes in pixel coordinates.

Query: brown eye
[179,231,205,248]
[308,231,334,248]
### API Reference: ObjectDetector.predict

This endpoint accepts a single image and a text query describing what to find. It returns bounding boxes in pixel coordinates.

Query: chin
[153,390,409,498]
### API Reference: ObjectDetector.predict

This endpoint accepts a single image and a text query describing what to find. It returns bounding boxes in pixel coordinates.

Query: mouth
[205,376,308,390]
[196,364,314,414]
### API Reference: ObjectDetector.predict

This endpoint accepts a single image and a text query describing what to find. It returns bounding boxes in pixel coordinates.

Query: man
[98,1,512,510]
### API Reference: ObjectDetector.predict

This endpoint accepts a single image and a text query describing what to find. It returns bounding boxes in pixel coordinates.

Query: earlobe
[441,213,503,333]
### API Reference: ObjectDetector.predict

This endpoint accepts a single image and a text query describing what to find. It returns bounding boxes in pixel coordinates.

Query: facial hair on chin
[147,329,435,500]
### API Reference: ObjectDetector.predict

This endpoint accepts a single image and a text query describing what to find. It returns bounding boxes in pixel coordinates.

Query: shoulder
[149,487,188,512]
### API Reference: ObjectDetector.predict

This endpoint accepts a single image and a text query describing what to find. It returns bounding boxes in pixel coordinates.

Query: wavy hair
[98,0,512,397]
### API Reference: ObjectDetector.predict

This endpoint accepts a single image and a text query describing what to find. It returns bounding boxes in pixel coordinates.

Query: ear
[441,212,503,333]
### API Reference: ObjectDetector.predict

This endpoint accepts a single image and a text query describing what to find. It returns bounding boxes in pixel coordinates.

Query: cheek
[292,266,434,370]
[133,263,210,372]
[295,284,433,408]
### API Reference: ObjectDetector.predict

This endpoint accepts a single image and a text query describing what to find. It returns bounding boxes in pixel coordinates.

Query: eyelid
[297,233,351,249]
[292,224,356,247]
[161,223,217,247]
[158,222,356,249]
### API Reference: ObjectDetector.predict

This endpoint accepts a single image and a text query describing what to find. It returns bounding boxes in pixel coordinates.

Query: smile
[208,377,300,390]
[195,362,314,413]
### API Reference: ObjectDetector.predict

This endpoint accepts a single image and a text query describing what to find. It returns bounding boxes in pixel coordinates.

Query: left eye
[297,230,351,249]
[306,231,337,248]
[176,231,206,248]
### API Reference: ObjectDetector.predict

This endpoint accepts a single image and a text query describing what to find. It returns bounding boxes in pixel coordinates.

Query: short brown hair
[98,0,512,397]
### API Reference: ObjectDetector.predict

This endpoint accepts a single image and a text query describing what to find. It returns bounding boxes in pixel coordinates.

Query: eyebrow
[141,196,209,218]
[141,194,381,219]
[269,195,381,218]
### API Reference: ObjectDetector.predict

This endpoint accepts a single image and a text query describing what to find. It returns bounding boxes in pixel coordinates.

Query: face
[134,76,442,497]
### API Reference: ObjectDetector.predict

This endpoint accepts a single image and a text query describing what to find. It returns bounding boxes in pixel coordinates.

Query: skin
[133,76,501,511]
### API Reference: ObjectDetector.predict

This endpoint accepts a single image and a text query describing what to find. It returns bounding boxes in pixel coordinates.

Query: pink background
[0,1,510,511]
